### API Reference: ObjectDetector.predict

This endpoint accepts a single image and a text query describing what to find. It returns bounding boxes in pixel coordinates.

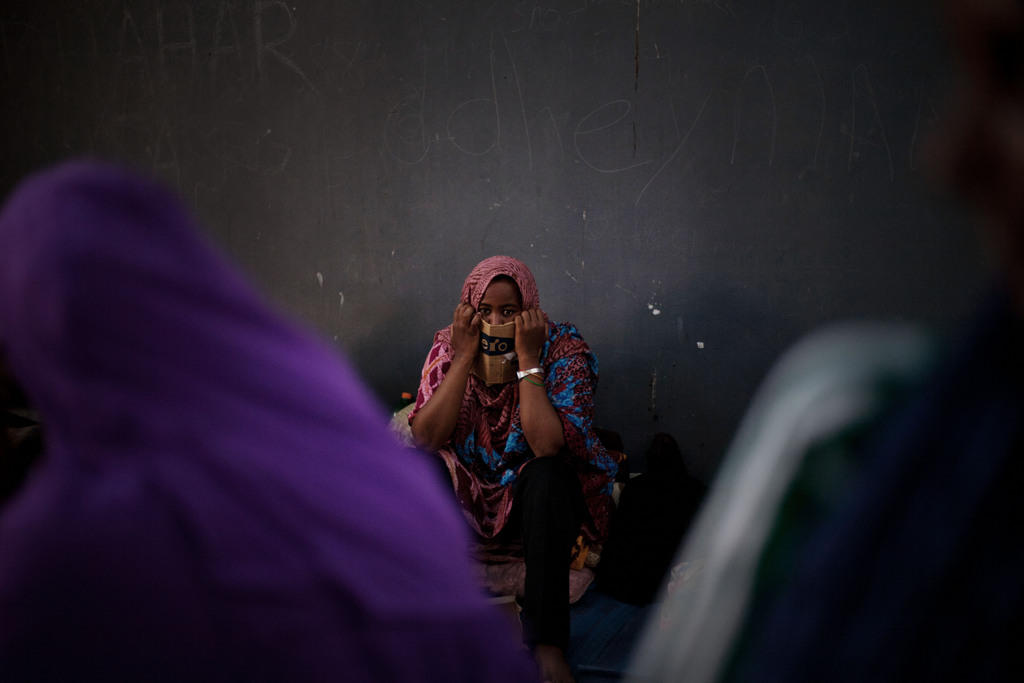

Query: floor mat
[567,587,653,681]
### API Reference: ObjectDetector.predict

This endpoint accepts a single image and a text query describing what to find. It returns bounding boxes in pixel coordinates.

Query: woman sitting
[410,255,619,683]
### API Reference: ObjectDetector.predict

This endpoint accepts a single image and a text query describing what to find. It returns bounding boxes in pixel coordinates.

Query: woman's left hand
[514,309,548,363]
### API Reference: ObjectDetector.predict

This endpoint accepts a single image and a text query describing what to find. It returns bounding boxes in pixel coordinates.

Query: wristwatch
[516,367,543,380]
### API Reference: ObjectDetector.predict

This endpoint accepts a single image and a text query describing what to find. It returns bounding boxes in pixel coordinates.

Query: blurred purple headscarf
[0,161,535,682]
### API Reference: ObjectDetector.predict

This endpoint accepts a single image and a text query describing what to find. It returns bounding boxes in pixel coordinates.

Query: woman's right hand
[450,302,481,365]
[411,304,479,452]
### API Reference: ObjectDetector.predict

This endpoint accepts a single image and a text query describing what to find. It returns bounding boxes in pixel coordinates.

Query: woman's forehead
[479,278,521,305]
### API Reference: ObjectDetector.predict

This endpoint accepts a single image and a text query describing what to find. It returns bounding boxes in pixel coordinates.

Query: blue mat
[567,588,652,681]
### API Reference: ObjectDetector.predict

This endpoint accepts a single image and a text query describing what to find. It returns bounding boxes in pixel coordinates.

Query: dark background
[1,0,989,480]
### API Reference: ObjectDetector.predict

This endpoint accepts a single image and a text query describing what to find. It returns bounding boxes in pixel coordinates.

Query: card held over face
[473,320,518,385]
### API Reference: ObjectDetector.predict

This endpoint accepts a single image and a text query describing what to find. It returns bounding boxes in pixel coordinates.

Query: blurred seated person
[0,161,536,682]
[631,1,1024,681]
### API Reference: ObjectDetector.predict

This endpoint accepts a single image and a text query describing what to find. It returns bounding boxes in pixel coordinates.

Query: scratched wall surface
[1,1,989,479]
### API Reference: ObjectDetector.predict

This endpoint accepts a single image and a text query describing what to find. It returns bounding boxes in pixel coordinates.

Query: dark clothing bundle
[599,433,706,605]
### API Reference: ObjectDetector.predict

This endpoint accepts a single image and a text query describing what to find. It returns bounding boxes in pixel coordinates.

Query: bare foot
[534,644,574,683]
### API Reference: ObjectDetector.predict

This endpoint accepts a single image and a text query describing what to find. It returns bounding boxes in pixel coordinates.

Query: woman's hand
[410,303,479,452]
[514,308,564,457]
[450,302,481,366]
[514,308,547,364]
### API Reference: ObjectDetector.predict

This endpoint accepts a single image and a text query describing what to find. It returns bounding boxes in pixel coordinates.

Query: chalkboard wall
[1,1,989,480]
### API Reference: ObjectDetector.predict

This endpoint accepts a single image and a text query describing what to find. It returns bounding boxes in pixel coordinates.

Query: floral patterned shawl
[411,256,618,541]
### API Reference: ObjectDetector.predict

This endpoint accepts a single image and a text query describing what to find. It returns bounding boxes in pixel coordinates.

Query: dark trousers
[502,453,587,650]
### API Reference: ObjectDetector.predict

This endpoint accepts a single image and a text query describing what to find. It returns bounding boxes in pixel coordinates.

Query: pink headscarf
[460,256,540,310]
